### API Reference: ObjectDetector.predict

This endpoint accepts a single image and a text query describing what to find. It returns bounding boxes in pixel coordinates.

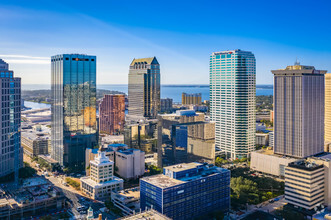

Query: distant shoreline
[22,84,274,90]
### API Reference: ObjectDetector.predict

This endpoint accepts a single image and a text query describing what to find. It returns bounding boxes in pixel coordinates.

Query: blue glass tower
[51,54,97,171]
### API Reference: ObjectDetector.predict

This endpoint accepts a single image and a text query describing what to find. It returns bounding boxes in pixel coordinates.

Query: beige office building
[325,74,331,144]
[272,63,326,158]
[182,93,202,105]
[285,160,325,210]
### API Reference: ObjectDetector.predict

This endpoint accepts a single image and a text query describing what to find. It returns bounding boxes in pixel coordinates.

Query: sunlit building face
[51,54,98,170]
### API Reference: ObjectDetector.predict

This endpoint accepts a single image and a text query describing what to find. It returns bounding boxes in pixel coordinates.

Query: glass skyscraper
[0,59,22,182]
[128,57,160,119]
[210,50,256,159]
[51,54,98,171]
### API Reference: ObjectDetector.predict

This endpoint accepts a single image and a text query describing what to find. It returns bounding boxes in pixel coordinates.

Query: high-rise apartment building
[325,74,331,143]
[51,54,98,170]
[272,64,326,158]
[0,59,22,181]
[128,57,160,119]
[182,93,202,105]
[210,50,256,159]
[99,94,125,135]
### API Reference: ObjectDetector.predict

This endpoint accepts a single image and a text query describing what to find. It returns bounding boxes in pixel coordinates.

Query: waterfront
[23,84,273,104]
[24,101,51,109]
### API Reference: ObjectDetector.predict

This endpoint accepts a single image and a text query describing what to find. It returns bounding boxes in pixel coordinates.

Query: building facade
[140,163,230,220]
[21,125,51,157]
[325,74,331,144]
[51,54,98,170]
[269,131,274,149]
[0,59,22,181]
[128,57,160,119]
[99,94,125,135]
[285,160,325,210]
[210,50,256,159]
[124,119,158,153]
[81,150,123,200]
[256,133,269,146]
[272,64,326,158]
[250,149,298,177]
[160,98,173,113]
[182,93,202,105]
[115,148,145,179]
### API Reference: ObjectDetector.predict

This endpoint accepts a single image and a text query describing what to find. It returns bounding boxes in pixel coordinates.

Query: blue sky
[1,0,330,85]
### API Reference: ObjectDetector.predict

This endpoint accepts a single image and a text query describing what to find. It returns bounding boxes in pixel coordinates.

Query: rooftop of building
[90,152,114,166]
[212,49,251,55]
[141,174,185,188]
[143,163,228,188]
[21,126,51,140]
[118,209,171,220]
[164,162,201,172]
[312,152,331,161]
[109,143,127,148]
[130,57,158,66]
[272,62,327,75]
[288,160,324,171]
[112,187,140,203]
[80,176,123,188]
[182,92,202,96]
[253,149,298,160]
[100,134,124,144]
[117,148,143,155]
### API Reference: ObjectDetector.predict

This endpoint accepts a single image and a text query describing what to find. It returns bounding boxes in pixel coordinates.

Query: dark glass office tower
[51,54,97,171]
[128,57,160,119]
[0,59,22,183]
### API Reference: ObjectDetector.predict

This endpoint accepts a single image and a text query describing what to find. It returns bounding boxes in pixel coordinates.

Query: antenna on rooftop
[294,57,300,65]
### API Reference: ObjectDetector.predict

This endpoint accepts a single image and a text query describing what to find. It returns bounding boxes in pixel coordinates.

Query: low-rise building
[285,160,325,210]
[116,149,145,179]
[250,149,298,177]
[86,144,144,179]
[140,162,230,220]
[285,153,331,210]
[256,133,269,146]
[21,124,51,157]
[111,187,140,215]
[81,150,124,200]
[145,153,158,166]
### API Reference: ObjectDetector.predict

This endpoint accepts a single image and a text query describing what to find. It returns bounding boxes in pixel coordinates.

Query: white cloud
[0,55,50,65]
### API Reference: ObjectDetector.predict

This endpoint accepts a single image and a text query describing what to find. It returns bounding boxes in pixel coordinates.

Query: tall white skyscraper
[210,50,256,159]
[272,63,326,158]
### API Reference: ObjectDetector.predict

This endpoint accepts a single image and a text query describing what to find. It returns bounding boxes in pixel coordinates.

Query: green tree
[231,176,259,204]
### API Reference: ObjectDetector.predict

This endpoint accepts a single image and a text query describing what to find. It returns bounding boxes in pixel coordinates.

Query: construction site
[0,177,65,219]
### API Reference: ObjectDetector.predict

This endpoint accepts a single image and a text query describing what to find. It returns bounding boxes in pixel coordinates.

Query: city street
[236,195,286,219]
[23,157,118,219]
